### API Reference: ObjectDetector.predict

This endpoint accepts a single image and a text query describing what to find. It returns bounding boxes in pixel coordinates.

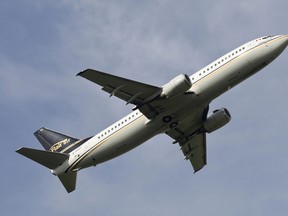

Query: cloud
[2,1,288,216]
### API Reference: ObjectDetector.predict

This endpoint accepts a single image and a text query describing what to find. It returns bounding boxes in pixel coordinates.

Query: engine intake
[203,108,231,133]
[161,74,192,98]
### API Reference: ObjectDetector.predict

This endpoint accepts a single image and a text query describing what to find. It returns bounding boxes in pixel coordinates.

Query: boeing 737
[17,35,288,193]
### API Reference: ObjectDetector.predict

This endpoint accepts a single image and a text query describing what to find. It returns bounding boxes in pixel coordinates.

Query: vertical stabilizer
[16,147,78,193]
[58,172,77,193]
[34,127,79,153]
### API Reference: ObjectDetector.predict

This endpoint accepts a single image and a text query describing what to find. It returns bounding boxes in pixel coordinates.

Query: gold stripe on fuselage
[192,36,284,86]
[67,114,146,172]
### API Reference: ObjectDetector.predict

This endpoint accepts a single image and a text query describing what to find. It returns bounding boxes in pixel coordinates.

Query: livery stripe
[66,114,145,172]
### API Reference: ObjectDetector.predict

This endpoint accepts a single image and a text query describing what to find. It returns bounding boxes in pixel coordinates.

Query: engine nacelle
[161,74,192,98]
[203,108,231,133]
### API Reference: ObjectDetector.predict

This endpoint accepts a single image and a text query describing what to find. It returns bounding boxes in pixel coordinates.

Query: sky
[1,0,288,215]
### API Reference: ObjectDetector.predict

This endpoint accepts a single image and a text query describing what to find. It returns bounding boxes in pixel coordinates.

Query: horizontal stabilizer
[58,172,77,193]
[16,147,69,169]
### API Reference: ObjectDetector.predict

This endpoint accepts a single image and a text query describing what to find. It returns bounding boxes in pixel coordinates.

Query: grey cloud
[2,1,288,216]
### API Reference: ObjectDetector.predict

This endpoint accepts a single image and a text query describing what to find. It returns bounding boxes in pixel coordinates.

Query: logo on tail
[34,127,79,153]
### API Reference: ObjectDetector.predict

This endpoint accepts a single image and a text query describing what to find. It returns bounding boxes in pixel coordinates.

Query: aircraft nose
[278,35,288,49]
[284,34,288,46]
[269,35,288,57]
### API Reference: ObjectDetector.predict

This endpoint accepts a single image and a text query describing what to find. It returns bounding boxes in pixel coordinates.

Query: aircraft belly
[193,45,273,102]
[192,61,248,101]
[76,116,163,168]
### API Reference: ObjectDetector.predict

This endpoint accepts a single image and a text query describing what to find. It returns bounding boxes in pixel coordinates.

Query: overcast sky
[1,1,288,215]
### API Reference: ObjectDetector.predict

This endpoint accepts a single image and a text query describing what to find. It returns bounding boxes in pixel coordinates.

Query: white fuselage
[53,35,288,175]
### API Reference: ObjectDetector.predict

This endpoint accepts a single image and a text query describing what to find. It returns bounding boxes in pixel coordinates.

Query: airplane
[16,35,288,193]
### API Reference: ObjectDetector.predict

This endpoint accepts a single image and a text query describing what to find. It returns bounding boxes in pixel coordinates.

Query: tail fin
[16,147,77,193]
[58,172,77,193]
[17,127,86,193]
[34,127,79,153]
[16,147,69,169]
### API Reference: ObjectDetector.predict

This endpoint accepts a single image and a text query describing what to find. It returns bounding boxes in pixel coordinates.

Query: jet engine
[161,74,192,98]
[203,108,231,133]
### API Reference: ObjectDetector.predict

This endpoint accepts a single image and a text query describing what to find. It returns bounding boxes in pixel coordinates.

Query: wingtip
[77,69,93,77]
[15,147,23,153]
[76,71,84,76]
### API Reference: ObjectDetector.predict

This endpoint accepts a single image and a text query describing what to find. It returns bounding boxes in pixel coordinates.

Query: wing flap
[180,133,207,172]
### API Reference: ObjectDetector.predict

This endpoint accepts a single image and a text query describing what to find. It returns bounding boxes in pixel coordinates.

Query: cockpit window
[262,35,274,40]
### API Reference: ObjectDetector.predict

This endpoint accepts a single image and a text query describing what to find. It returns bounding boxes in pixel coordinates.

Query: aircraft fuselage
[17,35,288,193]
[52,35,288,175]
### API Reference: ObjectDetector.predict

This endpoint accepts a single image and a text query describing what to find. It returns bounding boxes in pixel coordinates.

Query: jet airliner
[17,35,288,193]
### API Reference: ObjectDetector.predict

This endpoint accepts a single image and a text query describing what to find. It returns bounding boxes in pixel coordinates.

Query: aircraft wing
[78,69,196,119]
[77,69,162,107]
[179,133,207,172]
[79,69,208,171]
[166,106,208,172]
